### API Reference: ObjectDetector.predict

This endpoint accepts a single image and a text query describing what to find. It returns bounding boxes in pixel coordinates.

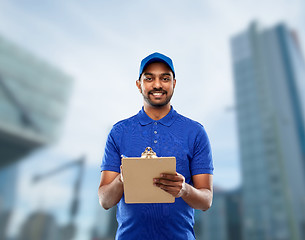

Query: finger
[120,165,124,182]
[155,184,182,197]
[154,183,177,191]
[160,173,183,182]
[154,182,182,191]
[154,178,183,187]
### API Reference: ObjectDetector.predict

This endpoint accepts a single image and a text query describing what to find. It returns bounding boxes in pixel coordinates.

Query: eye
[162,77,170,81]
[145,77,153,81]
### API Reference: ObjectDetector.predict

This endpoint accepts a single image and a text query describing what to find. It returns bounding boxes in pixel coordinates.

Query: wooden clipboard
[122,147,176,204]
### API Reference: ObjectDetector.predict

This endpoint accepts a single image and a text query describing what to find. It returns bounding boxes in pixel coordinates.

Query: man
[98,52,214,240]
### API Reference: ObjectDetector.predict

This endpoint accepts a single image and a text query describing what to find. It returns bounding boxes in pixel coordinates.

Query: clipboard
[122,147,176,204]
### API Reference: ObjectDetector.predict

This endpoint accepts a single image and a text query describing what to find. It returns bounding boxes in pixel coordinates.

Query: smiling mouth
[152,92,163,96]
[150,91,166,97]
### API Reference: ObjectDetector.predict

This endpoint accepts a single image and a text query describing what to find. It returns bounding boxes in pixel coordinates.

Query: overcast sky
[0,0,304,239]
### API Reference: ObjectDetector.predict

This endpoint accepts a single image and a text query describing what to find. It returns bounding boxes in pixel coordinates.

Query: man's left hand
[153,172,186,198]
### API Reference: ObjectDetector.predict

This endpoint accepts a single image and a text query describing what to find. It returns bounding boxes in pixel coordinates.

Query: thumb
[120,165,124,183]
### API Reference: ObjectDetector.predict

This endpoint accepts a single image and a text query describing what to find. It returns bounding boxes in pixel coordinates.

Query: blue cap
[139,52,175,79]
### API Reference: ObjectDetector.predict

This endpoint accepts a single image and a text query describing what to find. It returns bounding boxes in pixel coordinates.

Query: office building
[0,35,73,169]
[0,164,18,239]
[90,204,117,240]
[0,34,73,239]
[231,22,305,240]
[18,211,59,240]
[198,188,242,240]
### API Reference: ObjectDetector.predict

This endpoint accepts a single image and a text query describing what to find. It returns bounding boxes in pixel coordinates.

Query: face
[136,62,176,108]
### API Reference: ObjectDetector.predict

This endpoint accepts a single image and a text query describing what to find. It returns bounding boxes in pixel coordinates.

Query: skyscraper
[0,164,18,240]
[231,22,305,240]
[18,211,59,240]
[0,35,73,169]
[200,188,229,240]
[0,34,73,239]
[199,187,242,240]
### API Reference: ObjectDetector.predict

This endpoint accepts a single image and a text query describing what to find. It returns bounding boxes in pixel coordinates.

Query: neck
[143,103,171,120]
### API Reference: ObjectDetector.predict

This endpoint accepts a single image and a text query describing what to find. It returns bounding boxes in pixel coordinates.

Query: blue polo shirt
[101,106,213,240]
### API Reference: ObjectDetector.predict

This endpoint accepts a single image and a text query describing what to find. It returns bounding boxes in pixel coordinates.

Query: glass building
[199,188,242,240]
[0,164,18,240]
[200,188,229,240]
[0,34,73,239]
[18,211,59,240]
[0,34,73,169]
[231,22,305,240]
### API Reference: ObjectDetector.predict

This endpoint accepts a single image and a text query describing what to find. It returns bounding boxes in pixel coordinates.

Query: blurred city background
[0,1,304,240]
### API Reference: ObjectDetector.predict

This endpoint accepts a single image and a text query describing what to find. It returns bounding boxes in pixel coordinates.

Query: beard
[142,88,174,107]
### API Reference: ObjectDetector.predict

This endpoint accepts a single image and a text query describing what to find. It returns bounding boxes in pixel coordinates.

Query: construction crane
[32,156,85,240]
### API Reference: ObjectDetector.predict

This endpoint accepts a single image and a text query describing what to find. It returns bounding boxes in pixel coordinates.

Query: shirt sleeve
[190,126,214,175]
[100,127,121,173]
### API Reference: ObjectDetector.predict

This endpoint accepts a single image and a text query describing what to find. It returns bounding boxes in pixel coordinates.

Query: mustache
[149,88,167,94]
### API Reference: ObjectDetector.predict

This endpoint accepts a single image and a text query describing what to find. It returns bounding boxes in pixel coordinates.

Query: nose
[152,78,162,89]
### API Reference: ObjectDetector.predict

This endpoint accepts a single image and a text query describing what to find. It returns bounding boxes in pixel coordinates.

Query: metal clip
[141,147,157,158]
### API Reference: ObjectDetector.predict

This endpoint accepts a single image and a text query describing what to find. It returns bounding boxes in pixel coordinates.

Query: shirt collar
[137,106,178,127]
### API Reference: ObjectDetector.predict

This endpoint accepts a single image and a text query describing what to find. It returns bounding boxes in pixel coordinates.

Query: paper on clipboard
[122,147,176,204]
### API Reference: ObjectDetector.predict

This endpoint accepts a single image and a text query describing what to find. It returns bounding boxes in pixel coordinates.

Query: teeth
[152,93,163,96]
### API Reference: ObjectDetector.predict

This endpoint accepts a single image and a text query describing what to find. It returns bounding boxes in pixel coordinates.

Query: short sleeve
[100,127,121,173]
[190,126,214,175]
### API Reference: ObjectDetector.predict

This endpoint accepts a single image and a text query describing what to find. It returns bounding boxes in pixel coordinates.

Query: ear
[136,79,142,93]
[173,78,176,89]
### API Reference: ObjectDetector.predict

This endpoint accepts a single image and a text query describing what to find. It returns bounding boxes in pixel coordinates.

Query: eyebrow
[143,73,171,76]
